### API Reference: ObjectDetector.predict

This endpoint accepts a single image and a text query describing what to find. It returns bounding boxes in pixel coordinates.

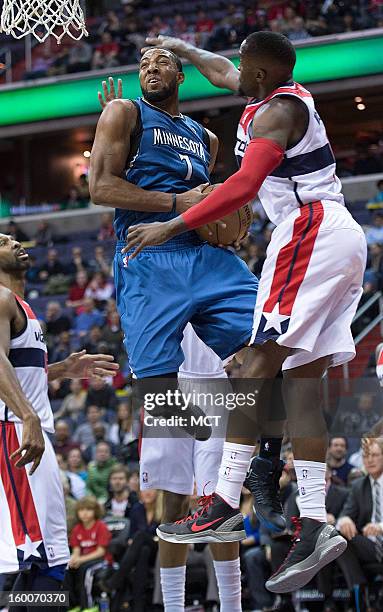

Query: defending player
[91,55,260,611]
[0,233,118,610]
[125,32,367,592]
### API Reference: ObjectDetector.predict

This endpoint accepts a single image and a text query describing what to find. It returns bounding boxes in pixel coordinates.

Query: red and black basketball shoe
[266,517,347,593]
[157,493,246,544]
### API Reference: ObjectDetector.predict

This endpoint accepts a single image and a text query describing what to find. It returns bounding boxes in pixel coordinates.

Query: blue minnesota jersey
[114,97,211,241]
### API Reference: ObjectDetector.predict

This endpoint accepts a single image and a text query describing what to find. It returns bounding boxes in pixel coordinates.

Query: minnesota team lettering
[153,128,206,161]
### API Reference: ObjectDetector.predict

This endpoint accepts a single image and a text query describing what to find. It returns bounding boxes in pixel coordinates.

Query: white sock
[213,558,242,612]
[215,442,254,507]
[294,459,327,522]
[160,565,186,612]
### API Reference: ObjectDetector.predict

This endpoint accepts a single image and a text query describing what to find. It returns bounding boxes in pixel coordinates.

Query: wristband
[172,193,177,213]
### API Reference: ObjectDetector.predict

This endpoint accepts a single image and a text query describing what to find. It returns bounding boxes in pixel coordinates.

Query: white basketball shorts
[251,200,367,370]
[0,421,70,573]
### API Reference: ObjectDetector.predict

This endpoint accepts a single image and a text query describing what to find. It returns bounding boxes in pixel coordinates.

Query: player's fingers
[93,367,118,377]
[129,241,146,260]
[117,78,123,99]
[102,80,109,99]
[88,353,115,362]
[109,76,116,98]
[98,91,106,108]
[9,446,23,461]
[29,452,43,476]
[145,37,161,45]
[216,219,227,229]
[196,182,210,193]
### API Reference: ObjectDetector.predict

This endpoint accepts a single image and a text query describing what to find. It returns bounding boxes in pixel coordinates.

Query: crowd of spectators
[19,0,383,81]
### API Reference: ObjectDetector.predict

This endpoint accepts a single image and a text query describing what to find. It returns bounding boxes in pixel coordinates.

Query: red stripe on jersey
[377,347,383,366]
[263,201,324,316]
[239,82,312,136]
[14,294,37,320]
[0,423,43,546]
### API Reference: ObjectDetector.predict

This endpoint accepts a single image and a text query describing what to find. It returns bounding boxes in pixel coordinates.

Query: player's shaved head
[241,32,296,73]
[238,31,296,97]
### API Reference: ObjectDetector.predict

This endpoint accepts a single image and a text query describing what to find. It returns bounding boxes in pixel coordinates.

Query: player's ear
[177,71,185,86]
[256,68,266,82]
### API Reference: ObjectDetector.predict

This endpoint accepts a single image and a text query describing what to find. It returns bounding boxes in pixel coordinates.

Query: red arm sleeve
[181,138,284,230]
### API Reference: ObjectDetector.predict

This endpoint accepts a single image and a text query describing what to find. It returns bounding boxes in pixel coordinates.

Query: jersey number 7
[179,154,193,180]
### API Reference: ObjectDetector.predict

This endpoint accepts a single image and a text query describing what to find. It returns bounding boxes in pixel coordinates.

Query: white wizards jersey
[0,295,54,433]
[235,81,344,226]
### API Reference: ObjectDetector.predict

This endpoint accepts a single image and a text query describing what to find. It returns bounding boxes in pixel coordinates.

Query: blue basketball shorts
[114,237,258,378]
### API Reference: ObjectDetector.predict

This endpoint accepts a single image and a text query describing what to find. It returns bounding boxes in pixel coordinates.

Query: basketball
[195,184,253,246]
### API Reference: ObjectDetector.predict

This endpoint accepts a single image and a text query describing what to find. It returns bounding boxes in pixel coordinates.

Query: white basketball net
[1,0,88,43]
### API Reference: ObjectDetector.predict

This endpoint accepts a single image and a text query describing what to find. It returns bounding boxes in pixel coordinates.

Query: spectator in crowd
[6,220,29,242]
[97,212,115,241]
[67,39,93,73]
[326,437,355,486]
[74,297,105,336]
[60,471,77,534]
[336,439,383,604]
[128,469,140,497]
[147,15,171,38]
[67,447,88,483]
[45,300,71,338]
[83,422,112,463]
[76,173,90,201]
[100,310,124,359]
[73,404,109,450]
[89,245,111,276]
[354,144,383,175]
[62,186,87,210]
[81,324,104,354]
[65,246,89,278]
[25,254,40,284]
[98,9,121,36]
[86,441,117,502]
[53,420,80,458]
[286,16,311,40]
[92,32,120,70]
[331,392,381,447]
[101,489,161,610]
[24,50,53,79]
[35,220,54,246]
[85,376,117,412]
[66,497,111,610]
[48,46,70,76]
[84,271,114,306]
[66,269,89,310]
[49,330,74,364]
[365,212,383,245]
[104,464,139,519]
[54,379,87,422]
[367,179,383,210]
[108,400,139,465]
[38,248,66,281]
[195,9,215,47]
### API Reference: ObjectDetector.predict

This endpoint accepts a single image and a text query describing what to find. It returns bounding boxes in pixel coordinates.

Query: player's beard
[142,77,177,103]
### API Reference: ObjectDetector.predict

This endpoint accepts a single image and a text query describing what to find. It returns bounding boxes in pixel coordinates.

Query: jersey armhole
[125,101,143,168]
[11,298,28,339]
[202,127,211,155]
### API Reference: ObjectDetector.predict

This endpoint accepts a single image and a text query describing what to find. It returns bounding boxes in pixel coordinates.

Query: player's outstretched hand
[10,413,45,475]
[123,220,180,259]
[142,35,188,56]
[63,350,119,379]
[98,76,123,109]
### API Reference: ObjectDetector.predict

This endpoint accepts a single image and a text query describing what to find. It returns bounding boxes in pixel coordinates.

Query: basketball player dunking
[90,51,259,612]
[0,234,119,612]
[125,32,367,592]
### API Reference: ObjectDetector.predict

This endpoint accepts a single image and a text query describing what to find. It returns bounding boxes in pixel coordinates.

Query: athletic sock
[259,436,283,462]
[294,459,327,522]
[213,558,242,612]
[160,565,186,612]
[216,442,254,507]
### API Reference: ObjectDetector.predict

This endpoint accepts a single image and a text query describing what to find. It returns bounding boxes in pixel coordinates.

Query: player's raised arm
[143,35,239,93]
[0,289,45,474]
[90,99,173,212]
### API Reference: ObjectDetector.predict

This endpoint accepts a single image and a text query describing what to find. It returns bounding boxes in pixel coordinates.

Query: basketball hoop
[0,0,88,44]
